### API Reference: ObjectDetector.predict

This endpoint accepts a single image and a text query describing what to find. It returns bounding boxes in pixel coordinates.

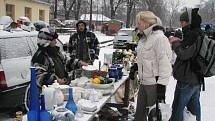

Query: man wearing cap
[169,8,204,121]
[32,27,70,86]
[67,21,99,76]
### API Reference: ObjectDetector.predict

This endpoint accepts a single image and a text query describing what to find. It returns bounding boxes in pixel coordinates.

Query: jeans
[170,83,201,121]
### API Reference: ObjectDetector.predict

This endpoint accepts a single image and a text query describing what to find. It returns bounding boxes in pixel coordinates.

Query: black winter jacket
[172,25,204,85]
[68,31,99,71]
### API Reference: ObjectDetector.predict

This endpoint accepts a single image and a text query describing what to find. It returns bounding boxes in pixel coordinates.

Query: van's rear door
[0,34,37,87]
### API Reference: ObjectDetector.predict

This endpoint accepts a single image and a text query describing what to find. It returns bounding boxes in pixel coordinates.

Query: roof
[80,14,111,22]
[32,0,49,5]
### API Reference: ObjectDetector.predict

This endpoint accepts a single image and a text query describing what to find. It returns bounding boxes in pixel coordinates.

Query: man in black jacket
[68,21,99,73]
[169,8,204,121]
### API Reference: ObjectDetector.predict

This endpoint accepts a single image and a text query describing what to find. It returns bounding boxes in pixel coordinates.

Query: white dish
[90,82,114,89]
[82,65,97,71]
[78,99,97,112]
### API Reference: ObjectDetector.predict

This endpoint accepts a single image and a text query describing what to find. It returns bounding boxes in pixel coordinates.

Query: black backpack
[195,35,215,77]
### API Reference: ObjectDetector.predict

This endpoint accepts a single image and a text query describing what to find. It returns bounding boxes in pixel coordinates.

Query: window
[0,36,38,59]
[39,10,45,21]
[6,4,15,20]
[25,7,32,20]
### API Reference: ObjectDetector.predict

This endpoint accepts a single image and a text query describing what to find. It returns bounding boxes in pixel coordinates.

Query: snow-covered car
[0,16,13,30]
[0,28,66,111]
[0,30,38,110]
[113,28,133,49]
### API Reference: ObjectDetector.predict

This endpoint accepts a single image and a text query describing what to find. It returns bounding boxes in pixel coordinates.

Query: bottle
[66,88,77,114]
[27,67,39,121]
[40,94,51,121]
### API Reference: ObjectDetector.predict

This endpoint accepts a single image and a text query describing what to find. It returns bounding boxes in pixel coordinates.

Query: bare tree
[63,0,76,20]
[74,0,82,20]
[199,0,215,23]
[126,0,134,28]
[168,0,183,28]
[54,0,58,19]
[110,0,125,19]
[135,0,169,26]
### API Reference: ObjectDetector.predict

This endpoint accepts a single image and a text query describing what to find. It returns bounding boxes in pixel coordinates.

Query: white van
[0,29,38,110]
[113,28,133,49]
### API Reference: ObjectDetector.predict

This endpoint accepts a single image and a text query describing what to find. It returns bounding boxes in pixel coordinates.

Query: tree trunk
[54,0,58,19]
[126,0,133,28]
[65,11,70,20]
[110,0,115,19]
[89,0,93,30]
[75,0,81,20]
[103,0,108,16]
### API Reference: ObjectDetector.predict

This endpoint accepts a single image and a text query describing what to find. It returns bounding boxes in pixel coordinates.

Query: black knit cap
[76,20,87,28]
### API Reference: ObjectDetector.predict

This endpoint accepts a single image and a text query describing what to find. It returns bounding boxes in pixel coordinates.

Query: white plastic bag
[148,103,172,121]
[183,109,196,121]
[159,103,172,121]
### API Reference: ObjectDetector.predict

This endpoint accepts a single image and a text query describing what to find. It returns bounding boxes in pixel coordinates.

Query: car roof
[0,30,38,38]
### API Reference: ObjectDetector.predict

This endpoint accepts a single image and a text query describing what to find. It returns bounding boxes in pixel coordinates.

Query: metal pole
[89,0,92,31]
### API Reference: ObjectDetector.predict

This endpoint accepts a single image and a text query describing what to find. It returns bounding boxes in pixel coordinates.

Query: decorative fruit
[92,78,101,84]
[92,72,99,79]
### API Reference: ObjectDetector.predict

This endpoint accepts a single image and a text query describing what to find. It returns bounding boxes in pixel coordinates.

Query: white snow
[1,31,214,121]
[58,31,114,45]
[98,42,215,121]
[80,14,111,22]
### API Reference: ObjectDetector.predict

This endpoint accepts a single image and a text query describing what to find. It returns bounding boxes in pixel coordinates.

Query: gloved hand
[156,84,166,101]
[129,63,138,80]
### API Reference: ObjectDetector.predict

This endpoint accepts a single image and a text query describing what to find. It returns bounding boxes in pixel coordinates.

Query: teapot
[42,85,57,111]
[49,80,64,106]
[51,107,75,121]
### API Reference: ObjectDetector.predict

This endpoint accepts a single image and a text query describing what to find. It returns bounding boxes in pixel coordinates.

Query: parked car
[0,28,66,111]
[0,29,38,111]
[113,28,133,49]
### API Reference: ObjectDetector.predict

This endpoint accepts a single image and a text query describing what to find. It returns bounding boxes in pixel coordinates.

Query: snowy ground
[56,32,215,121]
[58,31,114,45]
[1,31,215,121]
[96,32,215,121]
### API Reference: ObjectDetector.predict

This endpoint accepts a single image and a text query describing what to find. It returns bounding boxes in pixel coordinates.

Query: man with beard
[68,21,99,78]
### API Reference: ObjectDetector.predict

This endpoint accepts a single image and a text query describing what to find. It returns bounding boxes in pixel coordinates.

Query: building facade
[0,0,49,22]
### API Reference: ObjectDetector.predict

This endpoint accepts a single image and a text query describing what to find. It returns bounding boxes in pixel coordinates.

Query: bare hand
[57,79,66,85]
[169,36,181,44]
[79,60,88,66]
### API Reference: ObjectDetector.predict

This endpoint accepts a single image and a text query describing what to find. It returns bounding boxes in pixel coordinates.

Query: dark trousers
[135,84,157,121]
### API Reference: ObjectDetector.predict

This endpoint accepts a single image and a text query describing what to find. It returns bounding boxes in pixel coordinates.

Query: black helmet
[38,27,58,41]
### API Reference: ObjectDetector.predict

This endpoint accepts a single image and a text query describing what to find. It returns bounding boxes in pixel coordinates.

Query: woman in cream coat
[135,11,172,121]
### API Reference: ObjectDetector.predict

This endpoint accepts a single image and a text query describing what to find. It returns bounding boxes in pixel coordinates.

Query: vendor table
[75,75,130,121]
[22,75,130,121]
